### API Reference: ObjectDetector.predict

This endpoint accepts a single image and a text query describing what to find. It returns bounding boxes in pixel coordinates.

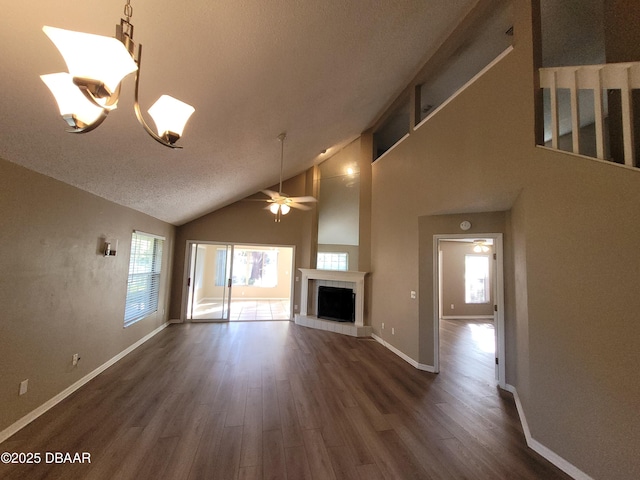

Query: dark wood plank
[262,429,287,480]
[0,321,572,480]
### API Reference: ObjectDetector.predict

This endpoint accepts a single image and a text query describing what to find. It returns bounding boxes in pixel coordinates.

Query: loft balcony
[539,62,640,169]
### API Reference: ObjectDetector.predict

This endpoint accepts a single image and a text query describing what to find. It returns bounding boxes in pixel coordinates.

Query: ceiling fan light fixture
[260,132,317,221]
[473,240,490,253]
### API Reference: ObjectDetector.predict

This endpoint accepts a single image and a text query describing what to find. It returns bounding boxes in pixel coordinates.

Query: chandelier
[40,0,195,149]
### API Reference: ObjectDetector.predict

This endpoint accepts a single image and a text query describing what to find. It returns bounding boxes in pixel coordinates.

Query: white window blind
[124,231,164,327]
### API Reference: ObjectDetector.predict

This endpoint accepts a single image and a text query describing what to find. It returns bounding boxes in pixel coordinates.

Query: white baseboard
[441,315,494,320]
[371,333,436,373]
[504,384,593,480]
[0,322,171,445]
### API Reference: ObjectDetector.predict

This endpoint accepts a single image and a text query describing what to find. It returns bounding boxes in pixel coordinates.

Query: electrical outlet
[392,327,395,335]
[382,322,385,329]
[72,353,79,366]
[19,379,28,396]
[451,304,455,310]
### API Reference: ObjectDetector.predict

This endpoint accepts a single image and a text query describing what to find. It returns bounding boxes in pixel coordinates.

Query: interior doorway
[183,242,294,322]
[433,234,505,388]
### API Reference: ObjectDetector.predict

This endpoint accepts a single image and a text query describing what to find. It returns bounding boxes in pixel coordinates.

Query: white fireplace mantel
[295,268,371,337]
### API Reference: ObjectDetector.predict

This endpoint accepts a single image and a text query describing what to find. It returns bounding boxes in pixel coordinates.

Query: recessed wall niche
[317,140,360,271]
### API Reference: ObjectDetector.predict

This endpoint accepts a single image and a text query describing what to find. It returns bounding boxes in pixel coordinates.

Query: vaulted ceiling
[1,0,478,225]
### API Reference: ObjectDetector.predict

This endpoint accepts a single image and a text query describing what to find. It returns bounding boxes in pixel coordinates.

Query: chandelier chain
[122,0,134,39]
[124,0,133,21]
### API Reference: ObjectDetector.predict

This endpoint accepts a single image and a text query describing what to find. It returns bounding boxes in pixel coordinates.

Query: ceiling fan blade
[261,189,280,199]
[288,202,312,211]
[287,196,317,203]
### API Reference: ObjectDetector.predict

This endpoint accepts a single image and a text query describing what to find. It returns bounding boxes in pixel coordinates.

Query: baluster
[570,68,580,154]
[550,70,559,150]
[593,67,606,160]
[621,66,636,166]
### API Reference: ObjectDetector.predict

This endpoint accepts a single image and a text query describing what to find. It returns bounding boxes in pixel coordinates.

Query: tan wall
[440,241,495,318]
[169,173,314,320]
[0,158,175,433]
[370,1,640,478]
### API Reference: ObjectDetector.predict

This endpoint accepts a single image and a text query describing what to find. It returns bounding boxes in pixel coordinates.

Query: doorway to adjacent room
[433,234,505,388]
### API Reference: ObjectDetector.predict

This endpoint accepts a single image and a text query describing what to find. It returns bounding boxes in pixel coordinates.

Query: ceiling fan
[258,133,317,222]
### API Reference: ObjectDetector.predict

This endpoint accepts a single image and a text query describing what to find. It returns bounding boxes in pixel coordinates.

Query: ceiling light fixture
[40,0,195,148]
[255,133,317,222]
[473,240,491,253]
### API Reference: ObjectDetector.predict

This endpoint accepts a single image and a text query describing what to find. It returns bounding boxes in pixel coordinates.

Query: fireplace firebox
[317,286,355,323]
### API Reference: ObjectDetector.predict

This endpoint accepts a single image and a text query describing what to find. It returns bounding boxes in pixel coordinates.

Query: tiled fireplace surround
[295,268,372,337]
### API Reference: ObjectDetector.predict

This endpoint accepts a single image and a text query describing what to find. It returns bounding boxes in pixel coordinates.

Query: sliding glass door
[186,243,233,321]
[184,242,295,322]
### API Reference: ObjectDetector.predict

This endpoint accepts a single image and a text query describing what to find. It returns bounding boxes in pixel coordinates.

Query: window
[124,232,164,327]
[317,252,348,271]
[373,98,410,161]
[465,255,490,304]
[232,248,278,287]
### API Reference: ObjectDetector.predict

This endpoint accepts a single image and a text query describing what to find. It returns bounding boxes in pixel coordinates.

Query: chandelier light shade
[43,25,138,104]
[40,73,107,129]
[148,95,196,143]
[40,1,194,148]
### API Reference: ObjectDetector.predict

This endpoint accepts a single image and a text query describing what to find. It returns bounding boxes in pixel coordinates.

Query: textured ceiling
[0,0,476,225]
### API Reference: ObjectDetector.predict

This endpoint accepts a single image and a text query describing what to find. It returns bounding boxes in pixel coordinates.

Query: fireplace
[295,269,371,337]
[317,286,355,322]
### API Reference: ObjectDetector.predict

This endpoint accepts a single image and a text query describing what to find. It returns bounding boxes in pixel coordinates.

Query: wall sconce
[104,239,118,257]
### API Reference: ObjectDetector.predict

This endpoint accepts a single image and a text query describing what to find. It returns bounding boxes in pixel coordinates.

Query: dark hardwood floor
[0,319,570,479]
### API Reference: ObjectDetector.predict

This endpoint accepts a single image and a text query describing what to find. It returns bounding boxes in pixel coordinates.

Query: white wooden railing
[539,62,640,166]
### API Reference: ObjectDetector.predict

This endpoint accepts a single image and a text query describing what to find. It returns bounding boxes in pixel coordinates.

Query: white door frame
[432,233,506,388]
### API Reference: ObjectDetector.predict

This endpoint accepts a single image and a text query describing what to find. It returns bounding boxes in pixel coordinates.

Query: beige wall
[370,1,640,478]
[440,241,495,318]
[0,158,175,433]
[169,173,314,320]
